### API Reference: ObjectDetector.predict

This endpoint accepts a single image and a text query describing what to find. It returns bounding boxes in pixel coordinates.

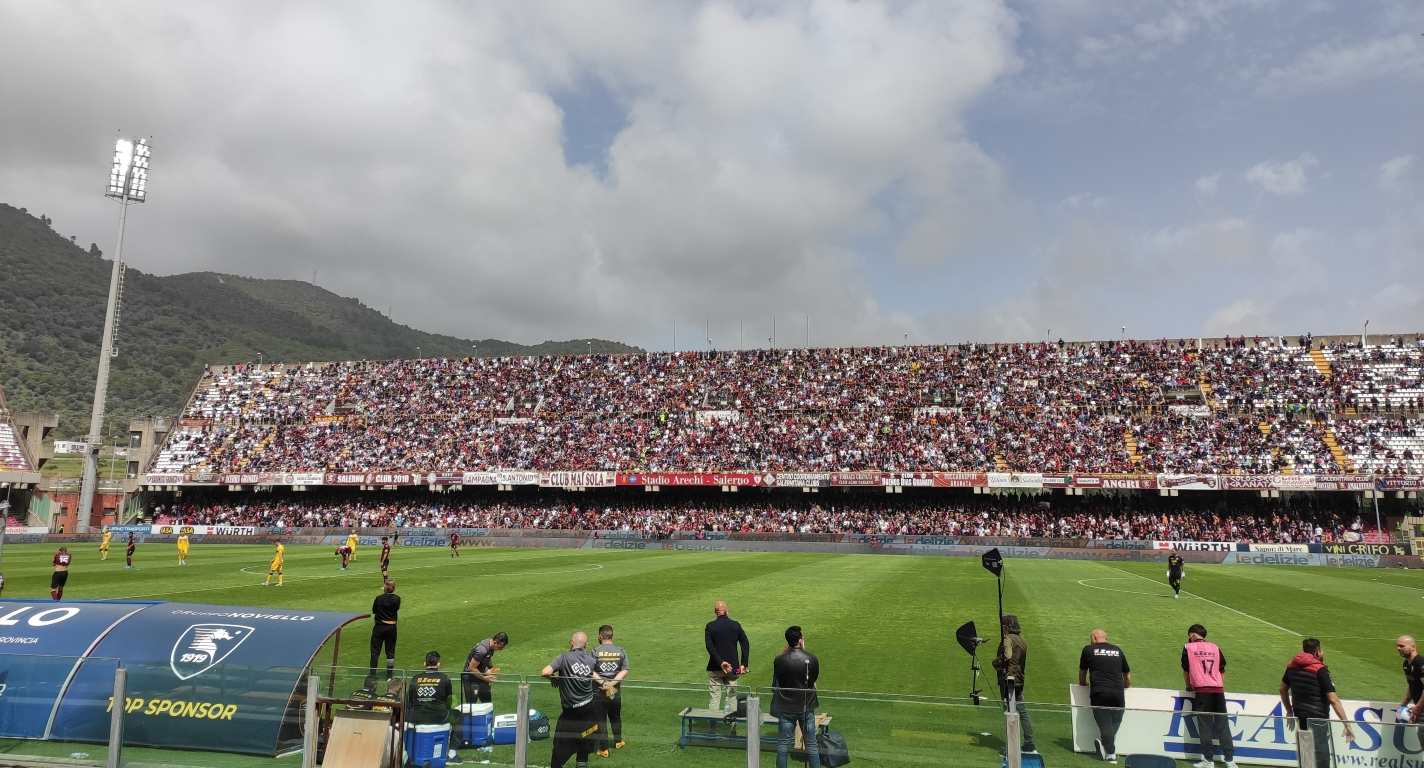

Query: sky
[0,0,1419,351]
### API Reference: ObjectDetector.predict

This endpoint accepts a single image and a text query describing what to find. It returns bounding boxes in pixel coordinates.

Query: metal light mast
[77,137,150,533]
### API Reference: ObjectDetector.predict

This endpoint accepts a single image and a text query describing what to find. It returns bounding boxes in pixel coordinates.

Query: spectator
[771,625,821,768]
[1280,638,1354,767]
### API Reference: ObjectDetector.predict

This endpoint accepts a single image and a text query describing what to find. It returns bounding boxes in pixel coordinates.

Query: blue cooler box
[403,723,450,768]
[492,714,519,745]
[457,703,494,747]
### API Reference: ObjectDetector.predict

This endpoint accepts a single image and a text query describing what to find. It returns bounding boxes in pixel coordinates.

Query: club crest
[170,624,254,680]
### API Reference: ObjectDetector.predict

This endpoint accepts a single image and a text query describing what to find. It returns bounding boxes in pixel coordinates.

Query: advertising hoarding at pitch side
[1070,685,1405,767]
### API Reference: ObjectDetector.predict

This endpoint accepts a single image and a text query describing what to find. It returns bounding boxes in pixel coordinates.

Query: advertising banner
[1157,474,1221,490]
[1070,685,1401,767]
[1154,541,1237,552]
[987,472,1044,488]
[615,473,774,487]
[829,472,884,487]
[1083,474,1160,490]
[1379,477,1424,492]
[1315,475,1377,491]
[0,601,153,738]
[1321,543,1412,556]
[775,473,831,488]
[144,474,186,486]
[461,472,498,486]
[882,472,940,488]
[274,473,325,486]
[538,471,616,488]
[497,471,539,486]
[107,525,152,535]
[1246,543,1310,553]
[935,472,988,487]
[51,602,364,755]
[1220,475,1276,490]
[322,472,421,486]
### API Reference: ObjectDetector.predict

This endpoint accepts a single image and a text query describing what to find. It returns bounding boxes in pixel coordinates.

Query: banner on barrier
[1154,540,1236,552]
[1157,474,1221,490]
[539,471,616,488]
[1321,543,1412,556]
[144,474,186,486]
[987,472,1044,488]
[1246,543,1310,553]
[775,473,831,488]
[1315,475,1377,491]
[615,473,774,487]
[829,472,883,487]
[1069,685,1401,767]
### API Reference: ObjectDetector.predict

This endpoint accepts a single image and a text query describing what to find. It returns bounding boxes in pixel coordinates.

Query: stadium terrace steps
[1322,428,1354,473]
[1123,428,1142,467]
[1309,349,1333,380]
[0,421,32,472]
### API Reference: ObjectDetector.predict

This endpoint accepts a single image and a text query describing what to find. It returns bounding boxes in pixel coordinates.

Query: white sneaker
[1194,760,1213,768]
[1224,761,1237,768]
[1107,755,1117,764]
[1095,740,1105,760]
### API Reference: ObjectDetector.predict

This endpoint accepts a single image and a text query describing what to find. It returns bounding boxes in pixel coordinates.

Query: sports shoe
[1224,762,1236,768]
[1023,744,1038,754]
[260,582,269,587]
[1107,754,1117,764]
[1095,739,1105,760]
[614,741,626,749]
[340,567,346,571]
[1194,760,1213,768]
[275,582,283,586]
[596,749,610,758]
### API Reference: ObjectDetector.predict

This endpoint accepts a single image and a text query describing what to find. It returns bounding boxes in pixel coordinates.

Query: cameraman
[992,614,1036,754]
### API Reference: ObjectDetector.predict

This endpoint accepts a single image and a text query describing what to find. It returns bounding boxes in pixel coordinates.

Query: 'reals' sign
[1071,685,1405,767]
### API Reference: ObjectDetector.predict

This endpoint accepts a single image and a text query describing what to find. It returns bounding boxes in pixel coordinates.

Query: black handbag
[722,695,749,723]
[817,731,850,766]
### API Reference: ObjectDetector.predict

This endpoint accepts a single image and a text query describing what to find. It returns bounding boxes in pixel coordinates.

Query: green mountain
[0,203,641,440]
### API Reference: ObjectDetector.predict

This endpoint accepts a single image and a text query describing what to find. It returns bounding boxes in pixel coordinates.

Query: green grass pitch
[1,542,1422,767]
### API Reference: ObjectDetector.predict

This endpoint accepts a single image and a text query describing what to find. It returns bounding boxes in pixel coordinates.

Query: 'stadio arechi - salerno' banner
[1070,685,1414,768]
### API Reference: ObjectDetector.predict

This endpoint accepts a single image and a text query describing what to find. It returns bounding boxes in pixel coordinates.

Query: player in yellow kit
[346,530,359,561]
[177,533,190,565]
[262,541,285,586]
[99,528,113,560]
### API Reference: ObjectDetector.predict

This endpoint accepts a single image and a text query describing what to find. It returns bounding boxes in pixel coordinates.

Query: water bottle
[70,753,89,760]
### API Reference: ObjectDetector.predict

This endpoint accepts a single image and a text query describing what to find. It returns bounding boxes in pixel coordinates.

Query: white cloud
[1244,153,1316,197]
[1193,172,1222,197]
[0,0,1022,349]
[1379,155,1414,192]
[1259,33,1423,96]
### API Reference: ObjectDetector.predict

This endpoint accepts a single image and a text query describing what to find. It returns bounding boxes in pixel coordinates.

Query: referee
[1079,629,1131,764]
[370,579,400,679]
[1167,549,1185,599]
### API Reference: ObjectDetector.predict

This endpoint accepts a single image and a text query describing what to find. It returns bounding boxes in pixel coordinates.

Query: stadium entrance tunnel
[0,599,367,756]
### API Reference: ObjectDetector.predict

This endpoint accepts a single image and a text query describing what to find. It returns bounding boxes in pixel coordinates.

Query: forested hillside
[0,203,639,439]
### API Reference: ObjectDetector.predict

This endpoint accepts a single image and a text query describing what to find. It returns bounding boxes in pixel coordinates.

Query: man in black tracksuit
[705,600,749,711]
[592,625,629,756]
[1168,550,1185,598]
[1079,629,1131,763]
[370,579,400,678]
[1281,638,1355,768]
[407,652,454,725]
[542,631,607,768]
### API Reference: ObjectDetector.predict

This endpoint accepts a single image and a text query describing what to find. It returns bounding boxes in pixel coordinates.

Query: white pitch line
[1109,566,1301,636]
[1077,578,1178,599]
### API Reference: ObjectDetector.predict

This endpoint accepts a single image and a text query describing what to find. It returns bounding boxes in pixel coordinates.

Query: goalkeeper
[1167,549,1184,599]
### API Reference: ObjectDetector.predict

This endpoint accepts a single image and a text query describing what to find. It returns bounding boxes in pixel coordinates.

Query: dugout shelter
[0,599,366,756]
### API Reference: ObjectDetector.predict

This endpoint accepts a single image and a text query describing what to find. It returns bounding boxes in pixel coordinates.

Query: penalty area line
[1109,566,1301,636]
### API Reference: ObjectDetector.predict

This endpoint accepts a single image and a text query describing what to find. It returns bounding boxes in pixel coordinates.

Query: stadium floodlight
[79,136,151,534]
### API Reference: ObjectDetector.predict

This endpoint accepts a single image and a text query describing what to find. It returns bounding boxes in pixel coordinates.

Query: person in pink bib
[1182,624,1235,768]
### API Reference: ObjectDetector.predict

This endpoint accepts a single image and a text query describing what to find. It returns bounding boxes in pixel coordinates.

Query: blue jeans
[776,711,819,768]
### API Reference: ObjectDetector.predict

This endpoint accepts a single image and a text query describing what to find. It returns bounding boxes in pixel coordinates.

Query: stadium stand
[0,421,32,472]
[147,335,1423,477]
[162,489,1383,543]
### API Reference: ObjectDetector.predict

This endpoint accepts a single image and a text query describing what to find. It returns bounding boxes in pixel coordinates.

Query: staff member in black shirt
[463,632,509,704]
[772,626,820,768]
[705,600,749,711]
[370,579,400,678]
[1397,636,1424,723]
[407,651,454,725]
[1079,629,1131,764]
[592,625,629,757]
[1281,638,1354,768]
[542,631,607,768]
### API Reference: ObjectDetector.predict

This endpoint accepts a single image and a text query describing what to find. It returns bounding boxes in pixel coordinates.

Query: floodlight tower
[77,137,150,533]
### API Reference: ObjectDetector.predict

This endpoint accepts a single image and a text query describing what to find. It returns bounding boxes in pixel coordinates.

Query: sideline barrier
[27,662,1424,768]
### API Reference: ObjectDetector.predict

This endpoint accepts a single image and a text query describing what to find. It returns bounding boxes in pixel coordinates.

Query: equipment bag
[529,710,551,741]
[722,695,749,723]
[817,731,851,767]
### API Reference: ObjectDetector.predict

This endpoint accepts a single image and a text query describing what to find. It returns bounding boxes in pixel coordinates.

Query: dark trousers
[1000,686,1035,747]
[1090,692,1125,756]
[461,674,491,704]
[595,694,622,749]
[1193,692,1234,761]
[369,624,397,676]
[551,701,599,768]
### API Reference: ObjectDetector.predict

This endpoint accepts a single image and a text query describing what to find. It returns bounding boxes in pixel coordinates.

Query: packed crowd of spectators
[159,490,1382,544]
[149,335,1424,477]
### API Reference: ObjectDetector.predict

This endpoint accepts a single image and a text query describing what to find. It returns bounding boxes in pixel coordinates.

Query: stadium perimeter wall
[12,526,1419,568]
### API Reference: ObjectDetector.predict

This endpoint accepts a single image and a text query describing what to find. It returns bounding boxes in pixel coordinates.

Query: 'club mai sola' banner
[1070,685,1411,767]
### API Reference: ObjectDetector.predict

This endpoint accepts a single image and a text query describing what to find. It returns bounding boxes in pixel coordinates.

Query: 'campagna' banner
[1070,685,1407,767]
